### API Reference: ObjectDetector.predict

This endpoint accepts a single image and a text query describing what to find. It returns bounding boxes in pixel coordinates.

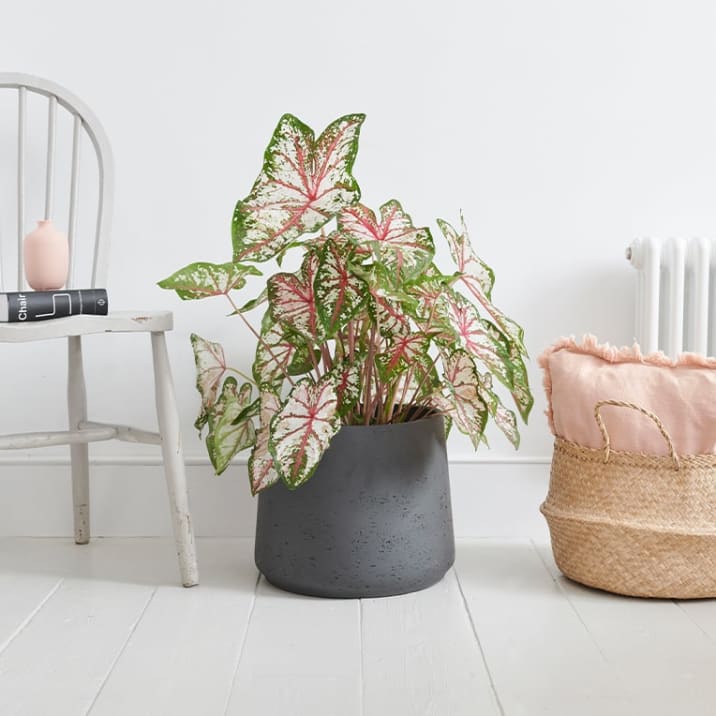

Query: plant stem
[403,351,442,413]
[224,294,296,387]
[227,367,258,387]
[363,324,377,426]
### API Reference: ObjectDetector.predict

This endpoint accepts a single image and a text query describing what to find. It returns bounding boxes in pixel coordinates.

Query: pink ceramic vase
[23,220,69,291]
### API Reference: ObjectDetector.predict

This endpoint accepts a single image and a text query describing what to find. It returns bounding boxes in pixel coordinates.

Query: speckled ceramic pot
[254,413,455,598]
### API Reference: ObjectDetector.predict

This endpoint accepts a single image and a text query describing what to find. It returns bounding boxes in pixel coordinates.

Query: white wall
[1,0,716,536]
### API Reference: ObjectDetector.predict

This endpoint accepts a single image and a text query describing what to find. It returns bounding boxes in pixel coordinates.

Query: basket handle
[593,400,681,470]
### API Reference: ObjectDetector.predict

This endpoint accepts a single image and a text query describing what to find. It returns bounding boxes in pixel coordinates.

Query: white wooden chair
[0,73,198,587]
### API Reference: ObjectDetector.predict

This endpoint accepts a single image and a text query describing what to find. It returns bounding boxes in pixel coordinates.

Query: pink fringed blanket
[538,336,716,456]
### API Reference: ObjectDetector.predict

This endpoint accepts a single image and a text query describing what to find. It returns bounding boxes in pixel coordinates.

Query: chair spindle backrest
[0,73,114,292]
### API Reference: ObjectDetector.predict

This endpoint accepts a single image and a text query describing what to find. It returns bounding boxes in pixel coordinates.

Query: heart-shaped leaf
[507,341,533,422]
[268,252,322,342]
[253,311,315,389]
[439,349,488,448]
[158,262,261,300]
[438,217,526,354]
[432,291,513,389]
[340,200,434,279]
[314,239,368,336]
[376,333,429,381]
[438,215,495,299]
[269,376,341,488]
[206,379,256,474]
[248,390,281,494]
[331,361,362,416]
[233,113,365,262]
[190,333,227,431]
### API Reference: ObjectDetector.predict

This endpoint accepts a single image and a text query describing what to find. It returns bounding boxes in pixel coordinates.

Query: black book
[0,289,108,322]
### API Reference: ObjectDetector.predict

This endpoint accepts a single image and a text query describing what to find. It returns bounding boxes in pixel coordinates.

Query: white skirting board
[0,459,551,539]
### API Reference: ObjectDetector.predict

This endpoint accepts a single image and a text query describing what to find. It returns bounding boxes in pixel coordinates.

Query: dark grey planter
[254,412,455,598]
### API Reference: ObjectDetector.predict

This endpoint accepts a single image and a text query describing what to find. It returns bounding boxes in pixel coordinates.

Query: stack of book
[0,289,108,322]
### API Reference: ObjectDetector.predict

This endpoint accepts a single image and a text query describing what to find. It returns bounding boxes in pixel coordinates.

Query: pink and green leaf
[158,262,262,300]
[248,390,281,495]
[437,216,494,299]
[376,333,429,381]
[267,252,322,342]
[206,379,256,474]
[507,342,533,422]
[437,217,527,354]
[190,333,228,431]
[439,292,513,389]
[440,349,488,449]
[253,311,314,388]
[232,113,365,262]
[269,376,341,488]
[314,239,367,336]
[339,200,434,279]
[331,361,362,416]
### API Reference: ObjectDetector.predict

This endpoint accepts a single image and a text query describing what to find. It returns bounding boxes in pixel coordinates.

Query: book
[0,289,108,322]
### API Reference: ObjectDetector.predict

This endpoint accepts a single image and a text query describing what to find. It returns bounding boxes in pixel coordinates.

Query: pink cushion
[539,336,716,456]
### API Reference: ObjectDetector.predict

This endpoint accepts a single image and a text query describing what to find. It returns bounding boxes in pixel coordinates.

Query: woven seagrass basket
[541,399,716,599]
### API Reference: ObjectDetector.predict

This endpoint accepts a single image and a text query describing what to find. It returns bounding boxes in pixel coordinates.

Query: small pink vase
[23,220,69,290]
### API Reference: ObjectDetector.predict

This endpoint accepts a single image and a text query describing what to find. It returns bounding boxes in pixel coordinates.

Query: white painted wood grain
[0,575,153,715]
[361,568,500,716]
[456,539,632,716]
[88,539,257,716]
[225,577,362,716]
[0,310,173,343]
[535,542,716,716]
[0,572,62,655]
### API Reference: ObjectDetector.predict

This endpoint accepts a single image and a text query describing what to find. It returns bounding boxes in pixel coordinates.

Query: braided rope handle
[593,400,681,470]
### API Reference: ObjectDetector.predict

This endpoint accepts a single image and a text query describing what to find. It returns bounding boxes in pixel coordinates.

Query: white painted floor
[0,538,715,716]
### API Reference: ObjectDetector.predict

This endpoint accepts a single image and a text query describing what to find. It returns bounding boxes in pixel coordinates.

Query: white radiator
[627,238,716,357]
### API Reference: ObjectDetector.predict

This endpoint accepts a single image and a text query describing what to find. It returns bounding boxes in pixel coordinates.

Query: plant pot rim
[338,410,443,432]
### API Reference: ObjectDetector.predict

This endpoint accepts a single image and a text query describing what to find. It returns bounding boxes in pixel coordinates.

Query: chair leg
[151,331,199,587]
[68,336,90,545]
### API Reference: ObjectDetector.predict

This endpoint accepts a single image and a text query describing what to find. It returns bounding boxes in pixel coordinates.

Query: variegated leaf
[437,217,526,354]
[477,372,521,448]
[370,293,412,337]
[248,390,281,494]
[269,377,341,488]
[340,200,434,278]
[315,239,367,336]
[376,333,429,381]
[331,361,361,416]
[233,113,365,262]
[508,342,533,422]
[267,252,322,342]
[206,379,256,474]
[253,311,315,388]
[190,333,227,431]
[437,216,494,299]
[408,274,456,335]
[158,261,261,300]
[441,292,513,389]
[440,349,488,449]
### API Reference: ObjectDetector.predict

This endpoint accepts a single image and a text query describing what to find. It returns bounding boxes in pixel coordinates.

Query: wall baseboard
[0,461,551,540]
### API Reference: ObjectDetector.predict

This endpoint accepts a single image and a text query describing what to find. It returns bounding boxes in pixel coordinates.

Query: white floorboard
[88,540,258,716]
[361,569,500,716]
[0,576,153,716]
[536,543,716,716]
[456,538,632,716]
[225,577,362,716]
[0,537,715,716]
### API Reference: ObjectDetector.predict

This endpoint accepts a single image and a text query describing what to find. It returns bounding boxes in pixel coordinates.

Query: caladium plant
[159,113,533,493]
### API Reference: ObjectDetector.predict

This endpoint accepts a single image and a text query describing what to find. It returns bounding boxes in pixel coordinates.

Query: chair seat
[0,310,173,343]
